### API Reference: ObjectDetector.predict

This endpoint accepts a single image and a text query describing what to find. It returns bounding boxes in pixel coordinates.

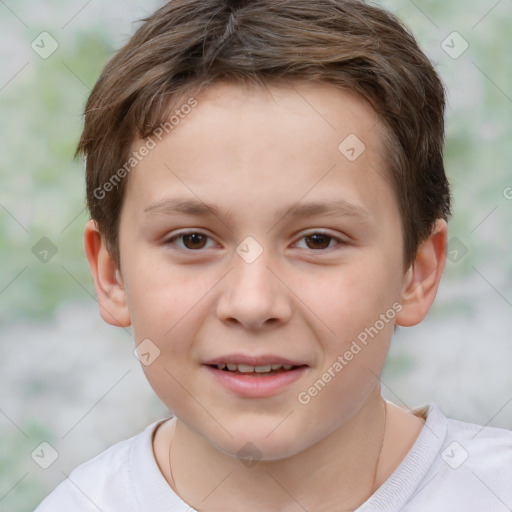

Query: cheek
[127,269,203,413]
[304,257,401,392]
[123,257,217,383]
[311,260,399,336]
[123,253,201,339]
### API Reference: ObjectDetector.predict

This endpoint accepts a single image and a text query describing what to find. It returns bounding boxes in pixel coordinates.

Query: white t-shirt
[34,404,512,511]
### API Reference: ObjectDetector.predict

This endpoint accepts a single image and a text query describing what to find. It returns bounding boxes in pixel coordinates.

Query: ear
[395,219,448,327]
[83,219,131,327]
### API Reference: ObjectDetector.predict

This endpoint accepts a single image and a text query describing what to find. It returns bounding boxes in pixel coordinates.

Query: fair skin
[84,81,447,512]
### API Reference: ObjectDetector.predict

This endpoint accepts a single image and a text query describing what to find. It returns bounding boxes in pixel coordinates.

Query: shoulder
[362,404,512,512]
[408,405,512,510]
[33,420,164,512]
[442,413,512,479]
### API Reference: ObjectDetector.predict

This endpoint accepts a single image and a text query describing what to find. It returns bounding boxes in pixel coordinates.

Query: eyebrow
[143,197,372,224]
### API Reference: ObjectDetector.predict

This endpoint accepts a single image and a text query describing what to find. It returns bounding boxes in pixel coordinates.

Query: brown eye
[304,233,333,250]
[166,231,215,251]
[182,233,208,250]
[295,231,346,251]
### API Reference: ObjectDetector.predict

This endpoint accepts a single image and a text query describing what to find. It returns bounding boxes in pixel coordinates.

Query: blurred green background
[0,0,511,510]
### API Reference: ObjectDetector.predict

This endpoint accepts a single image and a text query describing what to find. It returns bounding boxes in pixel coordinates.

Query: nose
[215,248,293,331]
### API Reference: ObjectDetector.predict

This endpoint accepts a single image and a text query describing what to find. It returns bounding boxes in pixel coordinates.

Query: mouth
[206,362,307,376]
[203,357,309,397]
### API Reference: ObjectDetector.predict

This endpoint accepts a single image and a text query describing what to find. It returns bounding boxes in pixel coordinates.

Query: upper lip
[203,354,308,367]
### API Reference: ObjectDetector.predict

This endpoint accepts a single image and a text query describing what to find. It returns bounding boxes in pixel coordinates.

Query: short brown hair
[77,0,451,269]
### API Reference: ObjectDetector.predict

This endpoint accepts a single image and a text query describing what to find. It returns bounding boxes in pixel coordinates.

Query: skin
[84,80,448,512]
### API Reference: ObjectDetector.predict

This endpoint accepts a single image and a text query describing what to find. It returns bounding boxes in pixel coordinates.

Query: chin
[216,437,307,463]
[206,419,316,462]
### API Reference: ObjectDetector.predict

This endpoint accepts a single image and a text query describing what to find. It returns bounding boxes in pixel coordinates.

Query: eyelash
[164,230,347,252]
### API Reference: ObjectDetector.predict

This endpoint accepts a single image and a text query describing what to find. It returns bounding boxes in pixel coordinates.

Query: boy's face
[96,81,431,458]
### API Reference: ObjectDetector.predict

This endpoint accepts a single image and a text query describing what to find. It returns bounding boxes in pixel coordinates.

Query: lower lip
[204,365,308,398]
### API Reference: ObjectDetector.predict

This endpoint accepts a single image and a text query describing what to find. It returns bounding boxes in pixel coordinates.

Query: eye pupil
[306,234,331,250]
[183,233,207,249]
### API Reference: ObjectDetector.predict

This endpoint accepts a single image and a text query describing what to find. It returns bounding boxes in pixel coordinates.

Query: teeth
[215,363,295,372]
[255,365,272,373]
[237,364,254,373]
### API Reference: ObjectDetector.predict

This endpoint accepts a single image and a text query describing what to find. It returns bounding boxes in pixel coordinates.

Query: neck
[152,387,424,512]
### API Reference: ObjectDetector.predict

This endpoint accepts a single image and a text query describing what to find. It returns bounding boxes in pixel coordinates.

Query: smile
[211,363,297,375]
[204,364,309,397]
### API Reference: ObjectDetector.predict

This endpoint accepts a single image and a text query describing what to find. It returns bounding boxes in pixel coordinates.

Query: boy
[35,0,512,510]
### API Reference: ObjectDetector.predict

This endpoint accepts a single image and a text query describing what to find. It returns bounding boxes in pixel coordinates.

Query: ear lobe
[395,219,448,327]
[83,219,131,327]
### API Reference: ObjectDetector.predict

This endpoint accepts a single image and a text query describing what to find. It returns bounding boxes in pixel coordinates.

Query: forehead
[123,80,397,227]
[184,79,384,148]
